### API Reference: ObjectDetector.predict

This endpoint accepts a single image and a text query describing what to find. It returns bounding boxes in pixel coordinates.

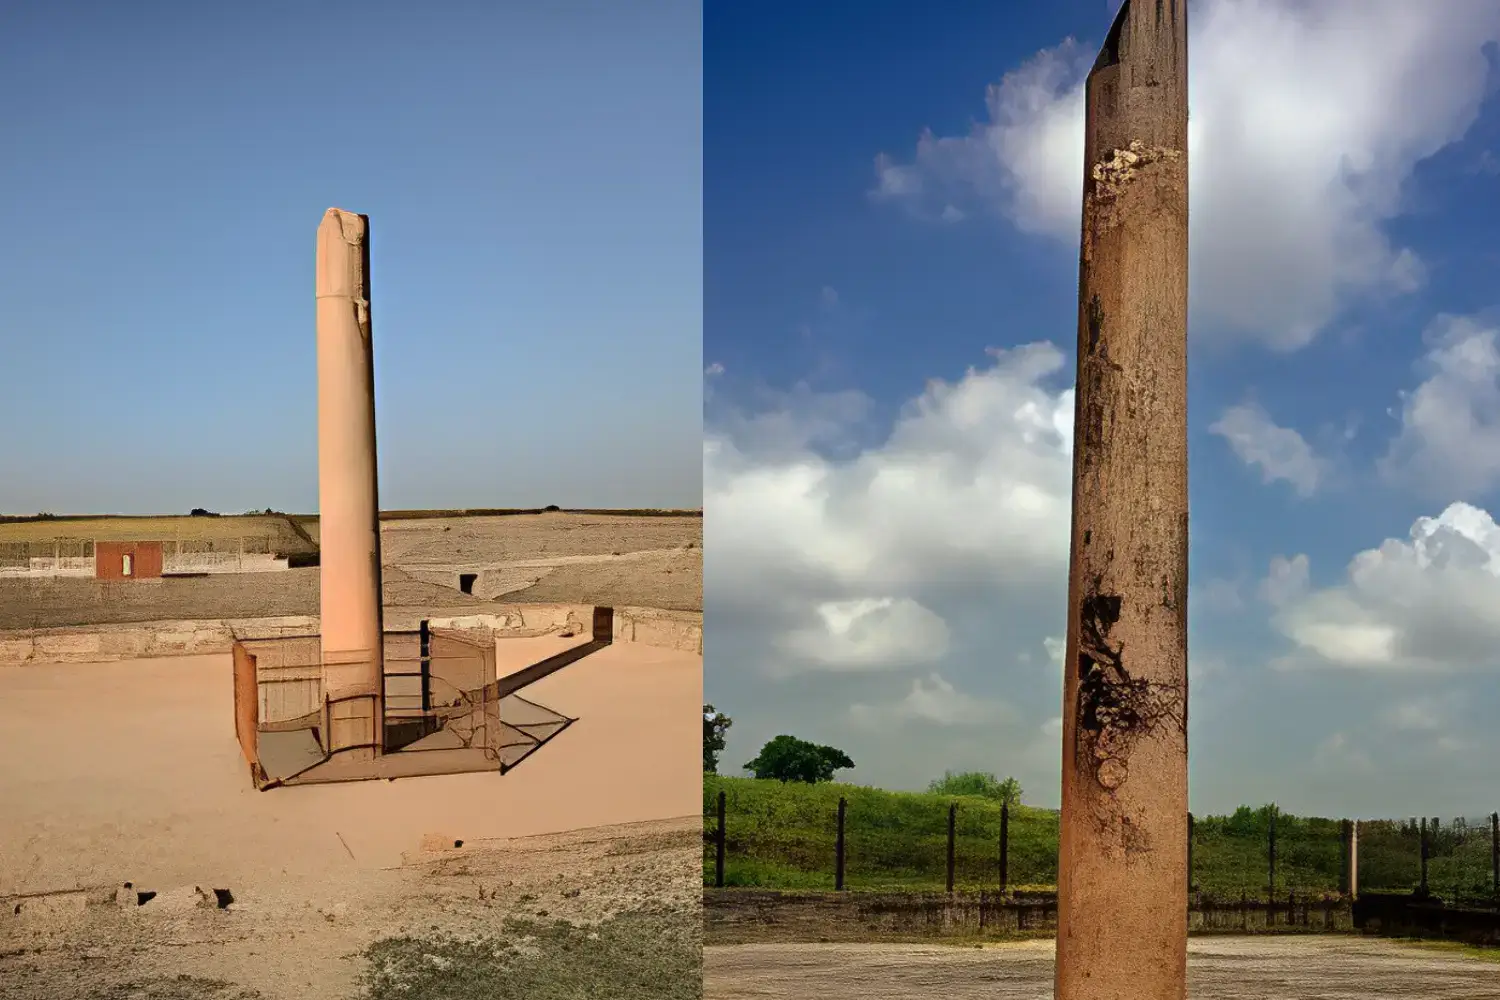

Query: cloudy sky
[704,0,1500,819]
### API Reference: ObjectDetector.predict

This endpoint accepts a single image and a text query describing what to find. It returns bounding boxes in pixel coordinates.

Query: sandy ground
[704,937,1500,999]
[375,513,696,564]
[0,646,701,997]
[0,513,702,629]
[2,818,700,1000]
[0,651,699,895]
[490,549,700,611]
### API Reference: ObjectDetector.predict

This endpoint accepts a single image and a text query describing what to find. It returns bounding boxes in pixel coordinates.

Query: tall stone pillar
[1055,2,1189,998]
[316,208,385,758]
[1343,819,1359,898]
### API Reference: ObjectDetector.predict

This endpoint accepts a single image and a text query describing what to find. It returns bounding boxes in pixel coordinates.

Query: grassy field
[0,513,317,556]
[1,509,700,524]
[359,910,700,1000]
[292,508,702,526]
[703,776,1500,904]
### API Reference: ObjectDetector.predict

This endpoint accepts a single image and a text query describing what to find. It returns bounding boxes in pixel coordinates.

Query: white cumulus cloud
[1273,502,1500,671]
[872,0,1500,349]
[1381,314,1500,500]
[1211,404,1326,496]
[705,343,1074,622]
[706,342,1075,683]
[1381,696,1455,733]
[1043,635,1066,674]
[1261,553,1310,608]
[849,673,1007,727]
[777,597,950,672]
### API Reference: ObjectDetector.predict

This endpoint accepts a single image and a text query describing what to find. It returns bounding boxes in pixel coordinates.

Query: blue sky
[704,0,1500,818]
[0,0,702,515]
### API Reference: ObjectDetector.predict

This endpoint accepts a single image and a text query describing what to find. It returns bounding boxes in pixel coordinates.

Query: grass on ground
[704,775,1499,905]
[359,909,701,1000]
[1396,938,1500,963]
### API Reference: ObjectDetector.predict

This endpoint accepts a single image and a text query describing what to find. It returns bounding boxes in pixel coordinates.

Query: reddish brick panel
[232,643,260,773]
[95,540,163,580]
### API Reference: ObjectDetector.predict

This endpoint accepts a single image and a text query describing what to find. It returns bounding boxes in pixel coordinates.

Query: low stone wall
[614,606,703,654]
[0,616,319,665]
[0,558,94,578]
[1353,892,1500,946]
[705,889,1058,943]
[414,604,595,639]
[0,603,702,666]
[415,604,701,653]
[704,889,1355,944]
[163,553,290,574]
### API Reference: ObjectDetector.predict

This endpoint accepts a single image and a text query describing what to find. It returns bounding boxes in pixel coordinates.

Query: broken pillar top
[315,208,369,303]
[1087,0,1188,154]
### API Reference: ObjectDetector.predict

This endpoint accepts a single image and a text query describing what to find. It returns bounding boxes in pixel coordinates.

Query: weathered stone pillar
[1055,2,1189,998]
[1343,819,1359,898]
[316,208,385,758]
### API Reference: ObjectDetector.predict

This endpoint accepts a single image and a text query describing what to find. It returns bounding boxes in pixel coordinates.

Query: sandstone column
[1343,819,1359,898]
[1055,2,1189,999]
[316,208,385,758]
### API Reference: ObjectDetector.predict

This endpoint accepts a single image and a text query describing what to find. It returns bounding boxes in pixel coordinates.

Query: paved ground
[704,937,1500,999]
[0,513,702,629]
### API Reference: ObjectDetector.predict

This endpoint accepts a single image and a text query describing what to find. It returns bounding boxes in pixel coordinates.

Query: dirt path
[2,818,699,1000]
[704,937,1500,999]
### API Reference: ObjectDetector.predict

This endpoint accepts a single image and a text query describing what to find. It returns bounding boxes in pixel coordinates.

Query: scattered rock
[133,886,217,913]
[420,833,465,853]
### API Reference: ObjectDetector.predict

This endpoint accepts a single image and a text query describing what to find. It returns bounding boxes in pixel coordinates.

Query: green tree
[743,735,854,783]
[927,770,1022,806]
[703,704,732,774]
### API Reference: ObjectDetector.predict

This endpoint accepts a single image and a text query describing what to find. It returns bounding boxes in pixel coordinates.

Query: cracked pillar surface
[316,208,385,759]
[1055,2,1189,999]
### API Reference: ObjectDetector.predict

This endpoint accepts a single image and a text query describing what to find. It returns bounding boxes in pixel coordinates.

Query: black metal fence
[704,787,1500,908]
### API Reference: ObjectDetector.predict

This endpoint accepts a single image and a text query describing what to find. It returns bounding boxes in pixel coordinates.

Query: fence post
[1338,819,1348,895]
[835,796,847,891]
[418,619,431,711]
[715,790,726,888]
[1186,812,1194,895]
[946,802,957,893]
[1491,811,1498,898]
[1419,817,1430,896]
[1268,807,1277,904]
[999,801,1010,893]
